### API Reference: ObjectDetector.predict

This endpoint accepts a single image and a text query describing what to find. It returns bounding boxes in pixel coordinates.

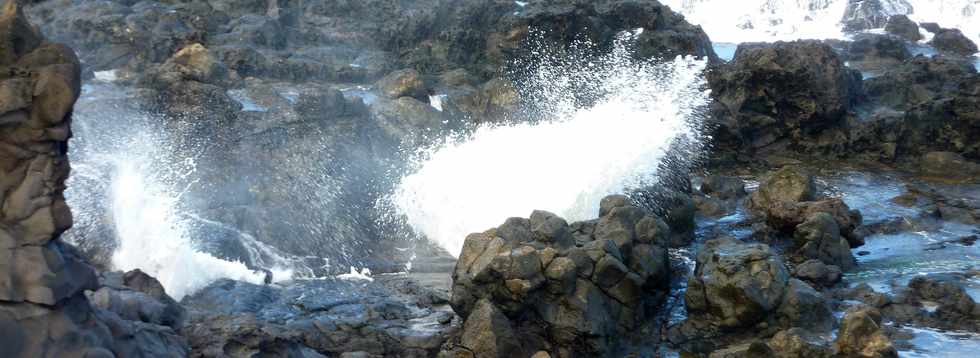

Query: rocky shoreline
[1,0,978,357]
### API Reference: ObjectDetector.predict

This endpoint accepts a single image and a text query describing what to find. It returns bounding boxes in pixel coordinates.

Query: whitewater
[662,0,980,44]
[393,33,711,256]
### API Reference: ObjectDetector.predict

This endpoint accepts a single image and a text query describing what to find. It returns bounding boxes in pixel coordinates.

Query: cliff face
[0,2,187,356]
[0,0,91,306]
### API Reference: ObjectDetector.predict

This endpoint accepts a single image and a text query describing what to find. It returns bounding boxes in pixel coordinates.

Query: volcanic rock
[748,167,864,248]
[709,41,861,156]
[929,28,979,56]
[446,197,670,357]
[884,15,921,42]
[834,306,898,358]
[792,212,857,269]
[670,238,834,353]
[792,260,842,288]
[0,3,188,356]
[683,238,791,329]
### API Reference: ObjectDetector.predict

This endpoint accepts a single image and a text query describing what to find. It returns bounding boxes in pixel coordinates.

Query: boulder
[862,56,980,159]
[459,299,520,358]
[883,15,921,42]
[791,212,857,270]
[748,167,816,210]
[684,238,790,329]
[906,274,980,329]
[929,28,979,56]
[749,167,864,247]
[673,238,834,353]
[700,175,747,200]
[833,307,898,358]
[447,196,670,356]
[845,34,911,69]
[767,328,833,358]
[775,279,834,331]
[792,260,842,288]
[709,41,860,156]
[376,68,427,100]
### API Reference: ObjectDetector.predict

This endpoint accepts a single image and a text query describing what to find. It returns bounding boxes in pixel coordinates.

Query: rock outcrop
[860,56,980,160]
[443,197,671,357]
[181,276,456,357]
[929,28,979,56]
[748,167,864,253]
[669,238,833,353]
[834,307,898,358]
[883,15,921,42]
[708,41,861,157]
[0,2,187,356]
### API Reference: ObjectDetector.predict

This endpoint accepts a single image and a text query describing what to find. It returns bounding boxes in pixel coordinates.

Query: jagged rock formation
[708,40,862,158]
[883,15,921,42]
[441,196,671,357]
[668,237,833,354]
[747,167,862,268]
[929,28,979,56]
[834,307,898,358]
[0,3,188,356]
[859,56,980,160]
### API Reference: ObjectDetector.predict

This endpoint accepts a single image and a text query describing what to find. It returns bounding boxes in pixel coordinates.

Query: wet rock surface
[0,3,187,357]
[180,276,456,357]
[708,40,861,157]
[443,198,671,357]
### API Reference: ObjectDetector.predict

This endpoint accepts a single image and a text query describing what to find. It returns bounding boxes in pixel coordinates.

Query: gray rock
[376,68,427,100]
[775,279,834,331]
[685,238,790,329]
[767,328,832,358]
[792,260,842,288]
[709,41,860,155]
[884,15,921,42]
[700,175,747,200]
[459,299,520,358]
[930,28,979,56]
[792,212,857,270]
[447,195,670,356]
[834,307,898,358]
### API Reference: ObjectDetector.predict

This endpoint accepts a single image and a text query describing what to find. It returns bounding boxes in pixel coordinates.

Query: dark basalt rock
[884,15,921,42]
[708,40,861,157]
[181,276,456,357]
[444,197,670,357]
[792,260,842,288]
[747,167,862,266]
[929,28,979,56]
[0,3,188,356]
[845,33,911,70]
[860,56,980,160]
[919,22,941,34]
[834,306,898,358]
[669,238,834,354]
